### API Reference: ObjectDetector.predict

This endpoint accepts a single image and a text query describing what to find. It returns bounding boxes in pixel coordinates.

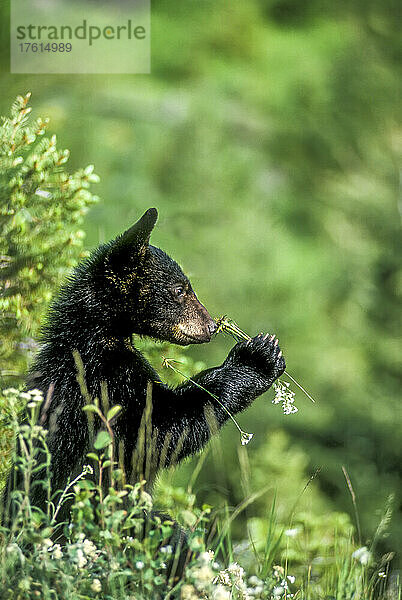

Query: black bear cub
[15,208,286,510]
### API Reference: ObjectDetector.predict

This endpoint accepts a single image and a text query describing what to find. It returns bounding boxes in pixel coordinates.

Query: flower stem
[161,356,253,445]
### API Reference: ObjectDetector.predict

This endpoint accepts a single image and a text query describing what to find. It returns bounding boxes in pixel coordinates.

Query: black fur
[10,208,286,511]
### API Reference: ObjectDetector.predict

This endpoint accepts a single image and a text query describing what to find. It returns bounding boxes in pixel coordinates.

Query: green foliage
[0,94,99,484]
[0,389,398,599]
[0,93,99,385]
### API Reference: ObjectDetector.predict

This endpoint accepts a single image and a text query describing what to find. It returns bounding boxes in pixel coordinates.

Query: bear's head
[99,208,216,344]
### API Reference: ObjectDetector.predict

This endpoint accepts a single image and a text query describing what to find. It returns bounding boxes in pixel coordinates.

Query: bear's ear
[118,207,158,249]
[105,208,158,268]
[112,207,157,251]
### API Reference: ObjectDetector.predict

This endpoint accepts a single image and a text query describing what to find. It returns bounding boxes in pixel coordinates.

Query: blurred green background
[1,0,400,563]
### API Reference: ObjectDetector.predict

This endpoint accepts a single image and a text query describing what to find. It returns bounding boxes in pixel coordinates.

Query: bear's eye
[174,285,186,298]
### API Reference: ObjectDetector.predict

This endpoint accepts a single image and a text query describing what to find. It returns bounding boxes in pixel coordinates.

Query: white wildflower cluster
[187,551,215,592]
[2,387,44,409]
[3,389,47,439]
[65,534,100,569]
[212,585,231,600]
[284,527,300,538]
[83,464,94,475]
[240,432,254,446]
[22,388,44,408]
[91,578,102,593]
[37,539,64,563]
[269,566,297,599]
[75,548,87,569]
[272,381,298,415]
[82,537,98,560]
[215,562,251,599]
[223,565,298,599]
[180,583,200,600]
[182,550,228,600]
[247,575,264,597]
[44,543,63,560]
[352,546,372,565]
[182,554,299,600]
[2,387,38,398]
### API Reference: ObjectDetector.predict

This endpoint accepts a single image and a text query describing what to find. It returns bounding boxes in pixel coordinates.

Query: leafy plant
[0,93,99,483]
[0,93,99,385]
[0,385,398,599]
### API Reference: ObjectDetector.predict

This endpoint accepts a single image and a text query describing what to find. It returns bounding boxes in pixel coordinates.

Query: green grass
[0,385,399,600]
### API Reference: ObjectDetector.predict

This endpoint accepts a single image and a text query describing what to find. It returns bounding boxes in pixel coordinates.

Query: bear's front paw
[225,333,286,382]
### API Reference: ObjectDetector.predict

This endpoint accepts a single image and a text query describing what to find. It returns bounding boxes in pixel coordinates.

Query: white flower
[215,570,231,586]
[272,381,298,415]
[181,584,198,600]
[75,548,87,568]
[199,550,214,563]
[228,562,244,579]
[213,585,231,600]
[190,563,215,591]
[83,538,97,559]
[284,528,300,538]
[135,560,144,570]
[91,578,102,593]
[273,586,285,597]
[280,579,289,590]
[241,431,253,445]
[287,575,296,584]
[352,546,371,565]
[51,544,63,560]
[28,389,43,396]
[283,404,298,415]
[195,564,214,584]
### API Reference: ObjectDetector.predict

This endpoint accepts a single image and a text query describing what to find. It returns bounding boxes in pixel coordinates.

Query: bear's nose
[208,320,217,335]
